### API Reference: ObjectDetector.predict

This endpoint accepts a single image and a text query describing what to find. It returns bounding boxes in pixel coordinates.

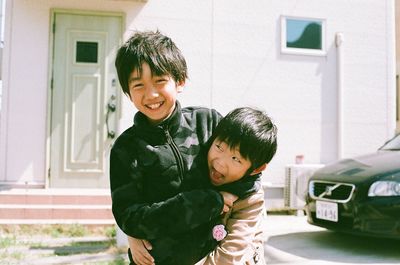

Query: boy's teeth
[147,103,162,109]
[212,169,223,179]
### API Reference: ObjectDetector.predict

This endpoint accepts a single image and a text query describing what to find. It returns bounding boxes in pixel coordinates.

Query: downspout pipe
[335,32,344,160]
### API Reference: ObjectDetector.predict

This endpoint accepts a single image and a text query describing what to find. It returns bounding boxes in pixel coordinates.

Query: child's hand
[128,236,155,265]
[219,191,238,213]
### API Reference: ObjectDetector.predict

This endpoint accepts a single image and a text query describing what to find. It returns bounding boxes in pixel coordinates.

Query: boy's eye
[215,144,223,151]
[155,78,168,83]
[232,156,242,164]
[130,83,144,90]
[154,76,169,84]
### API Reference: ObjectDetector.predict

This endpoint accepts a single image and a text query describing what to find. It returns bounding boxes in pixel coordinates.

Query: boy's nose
[214,159,226,171]
[144,85,159,98]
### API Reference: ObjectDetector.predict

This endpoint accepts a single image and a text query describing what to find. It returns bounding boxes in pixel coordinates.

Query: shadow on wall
[318,42,339,164]
[277,17,338,166]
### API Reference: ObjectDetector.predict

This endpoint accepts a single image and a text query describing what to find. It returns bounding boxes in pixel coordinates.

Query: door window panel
[76,41,98,63]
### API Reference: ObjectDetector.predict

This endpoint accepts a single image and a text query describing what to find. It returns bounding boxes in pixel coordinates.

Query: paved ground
[5,215,400,264]
[264,215,400,265]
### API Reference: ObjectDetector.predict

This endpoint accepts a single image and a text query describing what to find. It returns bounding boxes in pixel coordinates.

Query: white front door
[50,12,122,188]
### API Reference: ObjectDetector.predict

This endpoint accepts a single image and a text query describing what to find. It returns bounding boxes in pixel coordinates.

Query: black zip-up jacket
[110,102,261,264]
[110,102,224,260]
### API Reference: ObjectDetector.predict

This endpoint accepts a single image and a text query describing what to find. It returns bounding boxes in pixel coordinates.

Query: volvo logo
[319,184,340,198]
[324,186,334,196]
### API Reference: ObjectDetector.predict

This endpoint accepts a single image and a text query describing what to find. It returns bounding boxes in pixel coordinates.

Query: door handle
[106,95,116,139]
[108,102,116,112]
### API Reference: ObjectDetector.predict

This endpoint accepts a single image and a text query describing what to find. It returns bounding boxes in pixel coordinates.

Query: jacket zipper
[163,128,185,181]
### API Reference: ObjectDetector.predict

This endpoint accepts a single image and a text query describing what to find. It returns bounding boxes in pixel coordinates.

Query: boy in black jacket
[111,30,247,264]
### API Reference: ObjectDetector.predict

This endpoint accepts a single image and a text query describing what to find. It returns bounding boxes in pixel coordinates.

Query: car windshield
[380,134,400,150]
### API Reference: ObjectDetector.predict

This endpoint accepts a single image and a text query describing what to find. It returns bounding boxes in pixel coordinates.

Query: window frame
[280,15,327,56]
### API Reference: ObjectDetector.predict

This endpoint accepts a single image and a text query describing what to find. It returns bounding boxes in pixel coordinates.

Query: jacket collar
[133,101,182,136]
[215,173,262,199]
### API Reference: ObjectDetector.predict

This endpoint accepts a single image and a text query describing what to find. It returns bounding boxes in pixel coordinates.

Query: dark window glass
[76,41,98,63]
[286,19,322,50]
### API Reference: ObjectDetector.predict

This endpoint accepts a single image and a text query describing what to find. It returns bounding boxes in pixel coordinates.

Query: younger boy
[197,106,277,264]
[130,107,278,265]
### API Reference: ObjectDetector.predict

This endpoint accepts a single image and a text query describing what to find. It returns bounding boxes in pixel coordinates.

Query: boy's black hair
[115,30,188,96]
[209,107,277,172]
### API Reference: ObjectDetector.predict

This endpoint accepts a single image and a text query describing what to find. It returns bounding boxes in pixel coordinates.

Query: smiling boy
[110,30,235,265]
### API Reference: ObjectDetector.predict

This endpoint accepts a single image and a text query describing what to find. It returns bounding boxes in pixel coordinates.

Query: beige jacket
[195,188,266,265]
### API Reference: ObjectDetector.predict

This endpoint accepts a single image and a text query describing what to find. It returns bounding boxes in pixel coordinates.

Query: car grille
[309,181,355,203]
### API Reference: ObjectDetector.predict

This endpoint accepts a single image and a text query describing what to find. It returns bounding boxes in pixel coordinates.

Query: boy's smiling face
[207,138,253,186]
[128,63,185,125]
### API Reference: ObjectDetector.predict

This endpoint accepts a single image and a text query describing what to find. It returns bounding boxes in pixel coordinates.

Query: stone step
[0,188,112,204]
[0,188,114,224]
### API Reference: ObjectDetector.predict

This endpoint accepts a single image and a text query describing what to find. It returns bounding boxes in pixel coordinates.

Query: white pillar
[335,32,344,160]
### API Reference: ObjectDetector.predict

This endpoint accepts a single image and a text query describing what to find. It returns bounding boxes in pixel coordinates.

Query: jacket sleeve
[110,148,224,240]
[197,189,265,265]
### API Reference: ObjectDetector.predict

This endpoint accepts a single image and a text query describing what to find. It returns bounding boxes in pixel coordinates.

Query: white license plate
[316,200,338,222]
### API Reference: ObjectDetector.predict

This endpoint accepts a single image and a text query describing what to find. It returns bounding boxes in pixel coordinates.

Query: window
[75,41,98,63]
[281,16,326,56]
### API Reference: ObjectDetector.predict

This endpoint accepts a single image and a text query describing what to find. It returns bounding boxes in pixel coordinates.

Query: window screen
[76,41,98,63]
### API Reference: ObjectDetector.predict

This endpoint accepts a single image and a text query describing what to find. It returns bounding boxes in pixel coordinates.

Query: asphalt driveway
[264,215,400,265]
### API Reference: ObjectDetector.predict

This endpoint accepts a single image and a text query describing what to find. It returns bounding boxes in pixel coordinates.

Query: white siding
[0,0,395,186]
[0,0,4,82]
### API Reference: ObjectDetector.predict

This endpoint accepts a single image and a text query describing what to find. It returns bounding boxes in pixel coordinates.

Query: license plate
[316,200,338,222]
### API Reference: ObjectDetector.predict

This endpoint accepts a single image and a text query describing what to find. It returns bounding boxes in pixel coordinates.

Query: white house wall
[0,0,395,186]
[0,0,145,185]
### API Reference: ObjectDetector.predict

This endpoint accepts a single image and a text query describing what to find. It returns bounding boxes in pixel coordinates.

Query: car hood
[311,151,400,183]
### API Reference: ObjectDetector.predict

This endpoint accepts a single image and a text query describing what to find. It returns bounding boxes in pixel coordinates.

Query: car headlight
[368,181,400,197]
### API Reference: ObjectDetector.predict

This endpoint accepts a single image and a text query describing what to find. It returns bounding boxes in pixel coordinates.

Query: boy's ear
[250,164,267,175]
[176,80,185,93]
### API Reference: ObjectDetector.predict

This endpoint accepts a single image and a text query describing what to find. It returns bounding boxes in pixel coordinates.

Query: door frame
[397,74,400,133]
[46,9,124,188]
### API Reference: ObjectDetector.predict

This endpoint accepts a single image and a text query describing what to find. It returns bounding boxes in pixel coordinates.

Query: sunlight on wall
[0,0,4,110]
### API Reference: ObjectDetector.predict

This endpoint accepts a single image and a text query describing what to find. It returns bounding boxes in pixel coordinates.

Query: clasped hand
[128,236,154,265]
[219,191,238,214]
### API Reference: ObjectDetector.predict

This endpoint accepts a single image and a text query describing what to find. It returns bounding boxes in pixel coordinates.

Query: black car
[305,133,400,239]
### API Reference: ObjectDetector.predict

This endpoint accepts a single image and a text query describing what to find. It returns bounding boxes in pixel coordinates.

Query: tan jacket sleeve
[196,188,265,265]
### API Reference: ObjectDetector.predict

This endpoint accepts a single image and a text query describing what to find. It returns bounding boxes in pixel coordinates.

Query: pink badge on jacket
[212,224,227,241]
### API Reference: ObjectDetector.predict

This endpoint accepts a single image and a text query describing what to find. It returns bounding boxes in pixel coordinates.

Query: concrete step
[0,188,114,224]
